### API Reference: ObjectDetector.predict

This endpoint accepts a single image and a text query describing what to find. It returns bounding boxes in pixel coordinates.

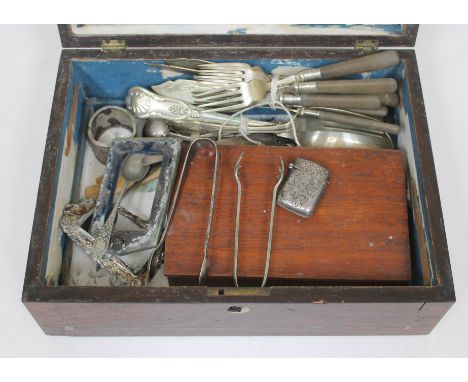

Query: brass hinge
[207,287,271,297]
[101,39,126,52]
[355,39,379,53]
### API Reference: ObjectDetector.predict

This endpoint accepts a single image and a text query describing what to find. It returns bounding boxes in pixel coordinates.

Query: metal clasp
[101,39,126,52]
[354,39,379,54]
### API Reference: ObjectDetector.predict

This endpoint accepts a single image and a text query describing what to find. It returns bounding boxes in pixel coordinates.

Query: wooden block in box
[165,146,411,285]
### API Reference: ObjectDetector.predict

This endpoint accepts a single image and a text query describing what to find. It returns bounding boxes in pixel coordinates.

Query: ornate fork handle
[126,86,202,120]
[126,86,279,128]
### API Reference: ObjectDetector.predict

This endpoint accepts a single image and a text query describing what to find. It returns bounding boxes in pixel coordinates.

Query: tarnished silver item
[277,158,329,218]
[60,201,142,286]
[87,106,137,164]
[91,139,181,258]
[70,153,151,285]
[91,154,147,257]
[60,138,182,285]
[233,154,285,287]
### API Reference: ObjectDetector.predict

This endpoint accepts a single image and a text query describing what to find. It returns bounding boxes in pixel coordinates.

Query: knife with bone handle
[279,93,382,110]
[285,78,397,95]
[279,51,400,85]
[378,92,400,107]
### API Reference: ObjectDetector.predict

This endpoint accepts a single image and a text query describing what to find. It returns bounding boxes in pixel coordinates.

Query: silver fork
[194,63,270,83]
[192,79,270,113]
[146,62,269,84]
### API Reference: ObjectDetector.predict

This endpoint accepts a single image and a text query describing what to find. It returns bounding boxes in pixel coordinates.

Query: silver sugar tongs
[145,138,219,285]
[233,153,285,287]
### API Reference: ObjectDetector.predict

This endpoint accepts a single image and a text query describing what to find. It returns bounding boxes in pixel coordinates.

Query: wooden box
[22,24,455,336]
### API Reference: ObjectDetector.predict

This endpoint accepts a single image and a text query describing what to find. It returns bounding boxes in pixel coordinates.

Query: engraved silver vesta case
[277,158,329,217]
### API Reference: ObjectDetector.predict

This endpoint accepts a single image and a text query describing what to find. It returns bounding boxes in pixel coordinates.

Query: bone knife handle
[349,106,388,117]
[293,78,397,95]
[378,92,400,107]
[280,94,382,110]
[296,51,400,82]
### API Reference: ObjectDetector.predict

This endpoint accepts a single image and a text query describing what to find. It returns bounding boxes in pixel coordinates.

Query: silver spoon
[279,117,393,149]
[91,154,150,258]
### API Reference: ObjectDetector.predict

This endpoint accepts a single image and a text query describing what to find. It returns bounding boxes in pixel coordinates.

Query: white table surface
[0,24,467,357]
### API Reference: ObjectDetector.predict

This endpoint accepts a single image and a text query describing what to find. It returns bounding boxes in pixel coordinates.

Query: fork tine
[194,93,240,103]
[198,78,239,83]
[195,75,245,83]
[198,63,250,69]
[193,90,241,102]
[192,83,240,97]
[194,92,242,105]
[196,74,245,79]
[198,69,246,75]
[196,95,245,110]
[203,103,246,113]
[198,72,246,78]
[199,68,246,73]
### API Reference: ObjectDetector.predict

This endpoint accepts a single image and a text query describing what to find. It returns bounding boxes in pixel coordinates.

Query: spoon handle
[92,181,130,256]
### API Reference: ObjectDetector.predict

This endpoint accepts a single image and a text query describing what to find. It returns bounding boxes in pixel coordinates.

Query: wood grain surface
[165,145,411,286]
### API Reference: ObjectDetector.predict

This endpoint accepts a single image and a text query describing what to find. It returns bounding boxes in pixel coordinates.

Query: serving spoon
[279,117,393,149]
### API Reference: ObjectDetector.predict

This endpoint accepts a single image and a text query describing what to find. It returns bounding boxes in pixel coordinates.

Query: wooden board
[165,145,411,285]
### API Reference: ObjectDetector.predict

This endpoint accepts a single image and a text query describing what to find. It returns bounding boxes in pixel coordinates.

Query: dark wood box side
[23,50,71,289]
[58,24,419,49]
[22,48,454,336]
[404,53,455,292]
[24,299,452,336]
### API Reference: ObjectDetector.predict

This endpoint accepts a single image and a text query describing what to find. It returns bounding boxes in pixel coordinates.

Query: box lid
[59,24,418,49]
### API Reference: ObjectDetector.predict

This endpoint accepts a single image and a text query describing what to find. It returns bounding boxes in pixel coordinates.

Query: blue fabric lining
[45,57,430,286]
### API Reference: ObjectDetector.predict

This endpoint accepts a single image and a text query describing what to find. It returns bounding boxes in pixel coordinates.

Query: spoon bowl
[282,117,393,149]
[121,154,150,182]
